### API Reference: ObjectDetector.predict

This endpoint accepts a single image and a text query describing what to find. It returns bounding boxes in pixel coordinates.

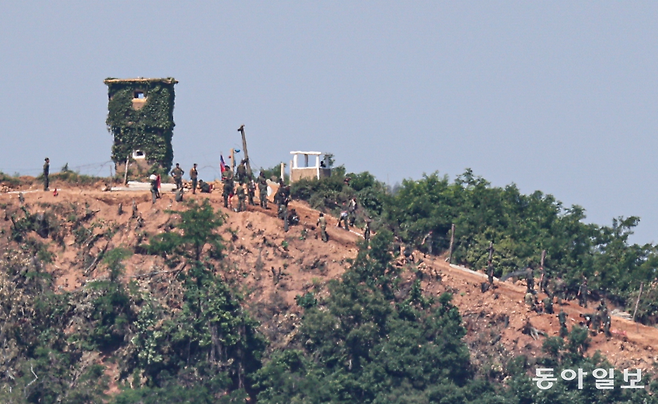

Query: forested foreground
[292,168,658,323]
[1,169,658,402]
[2,218,657,403]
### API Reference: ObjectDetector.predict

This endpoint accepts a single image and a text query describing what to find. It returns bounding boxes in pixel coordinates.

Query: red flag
[220,155,227,173]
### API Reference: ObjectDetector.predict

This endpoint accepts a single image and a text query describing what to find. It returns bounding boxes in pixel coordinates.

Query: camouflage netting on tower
[105,78,177,172]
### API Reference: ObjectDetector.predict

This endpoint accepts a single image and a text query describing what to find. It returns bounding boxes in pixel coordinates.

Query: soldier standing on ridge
[189,163,198,194]
[578,277,588,308]
[603,313,612,338]
[347,197,357,226]
[43,158,50,191]
[553,276,566,305]
[317,213,328,242]
[247,180,256,206]
[363,217,371,243]
[222,169,234,209]
[236,159,248,183]
[170,163,185,190]
[281,197,289,232]
[421,230,433,257]
[558,310,568,337]
[149,174,158,204]
[236,183,246,212]
[258,173,268,209]
[542,296,554,315]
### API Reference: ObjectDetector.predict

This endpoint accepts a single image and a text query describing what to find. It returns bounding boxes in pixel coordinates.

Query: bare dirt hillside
[2,182,657,377]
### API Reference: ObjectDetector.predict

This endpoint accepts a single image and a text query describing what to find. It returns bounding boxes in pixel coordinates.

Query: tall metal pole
[237,125,252,178]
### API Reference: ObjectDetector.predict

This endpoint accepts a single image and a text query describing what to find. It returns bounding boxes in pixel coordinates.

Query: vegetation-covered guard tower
[104,77,178,173]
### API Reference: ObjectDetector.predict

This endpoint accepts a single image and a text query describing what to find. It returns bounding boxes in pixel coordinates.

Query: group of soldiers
[167,158,356,240]
[519,265,612,339]
[336,198,358,230]
[42,155,370,243]
[221,160,269,213]
[579,299,612,338]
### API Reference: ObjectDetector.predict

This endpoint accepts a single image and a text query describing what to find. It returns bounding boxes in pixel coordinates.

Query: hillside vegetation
[0,169,657,403]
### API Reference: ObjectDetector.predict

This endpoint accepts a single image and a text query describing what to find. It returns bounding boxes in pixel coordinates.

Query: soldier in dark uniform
[524,292,537,312]
[222,167,234,182]
[552,276,566,305]
[236,183,246,212]
[317,213,328,242]
[579,313,593,329]
[287,208,299,226]
[43,158,50,191]
[603,314,612,338]
[258,175,268,209]
[578,277,588,308]
[542,296,554,314]
[170,163,185,190]
[421,231,433,257]
[198,180,211,193]
[189,163,198,194]
[223,178,234,208]
[281,197,289,232]
[236,159,248,183]
[558,310,568,337]
[247,180,256,206]
[597,300,608,318]
[279,180,290,204]
[363,218,371,243]
[591,312,602,335]
[594,300,608,335]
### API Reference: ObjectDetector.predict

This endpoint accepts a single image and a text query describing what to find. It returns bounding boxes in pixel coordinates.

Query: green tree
[147,199,225,262]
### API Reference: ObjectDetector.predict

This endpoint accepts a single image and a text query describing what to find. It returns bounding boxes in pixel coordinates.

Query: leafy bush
[146,199,225,262]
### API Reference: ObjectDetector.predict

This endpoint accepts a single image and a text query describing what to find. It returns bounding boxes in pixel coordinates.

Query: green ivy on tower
[105,78,177,172]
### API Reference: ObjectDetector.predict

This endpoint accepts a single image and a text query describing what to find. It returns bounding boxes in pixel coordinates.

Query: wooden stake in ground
[448,223,455,263]
[632,282,644,322]
[123,155,130,185]
[237,125,252,178]
[487,241,494,285]
[230,148,236,173]
[539,249,546,293]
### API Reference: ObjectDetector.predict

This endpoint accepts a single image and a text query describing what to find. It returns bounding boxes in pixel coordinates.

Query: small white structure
[289,151,331,182]
[132,150,146,160]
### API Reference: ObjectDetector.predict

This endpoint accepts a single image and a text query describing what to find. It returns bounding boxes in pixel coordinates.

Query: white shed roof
[290,151,322,155]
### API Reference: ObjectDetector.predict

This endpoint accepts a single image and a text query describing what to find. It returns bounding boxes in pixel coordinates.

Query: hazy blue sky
[1,2,657,243]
